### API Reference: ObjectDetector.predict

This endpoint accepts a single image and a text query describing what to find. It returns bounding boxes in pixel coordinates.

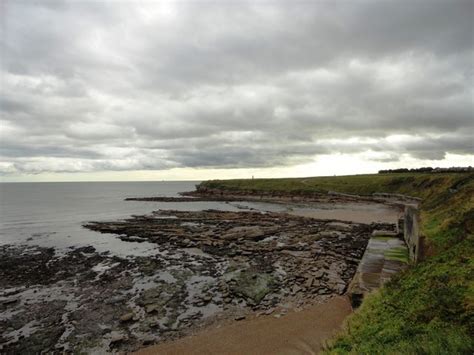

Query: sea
[0,181,288,257]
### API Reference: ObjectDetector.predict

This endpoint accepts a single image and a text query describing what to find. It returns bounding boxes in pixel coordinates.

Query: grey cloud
[0,97,31,114]
[1,0,473,175]
[0,142,103,159]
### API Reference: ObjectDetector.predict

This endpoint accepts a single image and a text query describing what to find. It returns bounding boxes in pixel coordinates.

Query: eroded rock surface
[1,210,395,352]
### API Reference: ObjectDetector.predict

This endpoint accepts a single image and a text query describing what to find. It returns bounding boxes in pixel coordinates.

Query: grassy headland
[198,173,474,353]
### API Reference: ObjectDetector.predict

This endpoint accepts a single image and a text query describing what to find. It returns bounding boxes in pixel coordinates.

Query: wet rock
[335,283,346,294]
[142,336,155,345]
[202,295,212,303]
[109,331,128,344]
[291,285,302,295]
[138,287,163,306]
[222,226,266,241]
[265,308,274,315]
[230,271,276,304]
[145,304,161,314]
[326,222,352,231]
[318,231,340,238]
[317,288,330,295]
[1,287,26,298]
[2,298,19,306]
[106,295,126,305]
[119,313,135,322]
[0,207,383,353]
[313,270,325,279]
[305,277,315,288]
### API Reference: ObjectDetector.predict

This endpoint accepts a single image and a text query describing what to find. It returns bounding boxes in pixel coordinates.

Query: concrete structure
[403,205,425,263]
[348,197,423,307]
[348,233,409,308]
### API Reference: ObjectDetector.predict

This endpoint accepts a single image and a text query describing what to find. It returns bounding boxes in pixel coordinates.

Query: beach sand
[136,296,351,355]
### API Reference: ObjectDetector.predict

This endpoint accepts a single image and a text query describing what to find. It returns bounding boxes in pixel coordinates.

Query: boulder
[230,271,276,304]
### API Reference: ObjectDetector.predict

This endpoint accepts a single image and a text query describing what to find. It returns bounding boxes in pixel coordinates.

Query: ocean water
[0,181,287,257]
[0,181,399,258]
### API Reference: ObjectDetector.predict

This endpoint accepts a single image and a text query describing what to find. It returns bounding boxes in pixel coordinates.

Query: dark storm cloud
[0,0,473,174]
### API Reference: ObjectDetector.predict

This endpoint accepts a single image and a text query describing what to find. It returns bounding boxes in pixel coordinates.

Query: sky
[1,0,473,182]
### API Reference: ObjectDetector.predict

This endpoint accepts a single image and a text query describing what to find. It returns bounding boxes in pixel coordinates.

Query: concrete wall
[403,205,425,263]
[348,200,424,307]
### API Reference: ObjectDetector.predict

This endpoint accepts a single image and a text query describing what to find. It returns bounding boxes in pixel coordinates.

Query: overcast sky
[1,0,473,182]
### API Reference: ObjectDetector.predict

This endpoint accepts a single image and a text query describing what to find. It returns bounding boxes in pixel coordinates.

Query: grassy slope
[199,173,474,354]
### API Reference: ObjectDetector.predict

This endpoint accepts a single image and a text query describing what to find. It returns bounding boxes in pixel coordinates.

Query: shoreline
[136,295,352,355]
[1,193,405,353]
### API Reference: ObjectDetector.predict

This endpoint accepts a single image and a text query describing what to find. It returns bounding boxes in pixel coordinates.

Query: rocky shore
[127,186,418,207]
[1,206,395,353]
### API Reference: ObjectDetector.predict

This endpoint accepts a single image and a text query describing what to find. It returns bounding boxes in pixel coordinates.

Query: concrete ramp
[348,233,409,307]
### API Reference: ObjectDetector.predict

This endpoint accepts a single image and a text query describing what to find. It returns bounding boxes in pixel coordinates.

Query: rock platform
[1,208,397,352]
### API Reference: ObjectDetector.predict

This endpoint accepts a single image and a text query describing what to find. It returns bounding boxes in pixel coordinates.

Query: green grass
[200,173,464,197]
[372,236,398,241]
[327,240,473,354]
[384,247,409,263]
[198,173,474,353]
[200,173,473,251]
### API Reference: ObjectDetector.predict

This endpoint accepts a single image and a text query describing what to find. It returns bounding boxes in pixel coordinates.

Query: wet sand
[290,202,403,225]
[137,296,352,355]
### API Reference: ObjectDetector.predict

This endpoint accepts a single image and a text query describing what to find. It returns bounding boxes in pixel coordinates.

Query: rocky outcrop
[2,210,397,353]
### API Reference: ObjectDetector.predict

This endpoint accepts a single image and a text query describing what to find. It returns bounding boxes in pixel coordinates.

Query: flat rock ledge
[1,210,396,353]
